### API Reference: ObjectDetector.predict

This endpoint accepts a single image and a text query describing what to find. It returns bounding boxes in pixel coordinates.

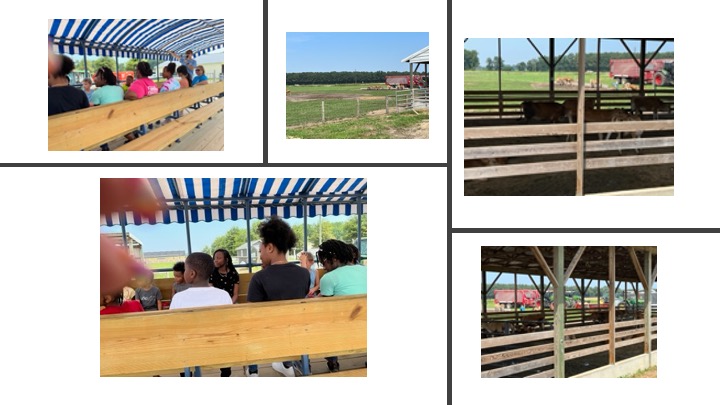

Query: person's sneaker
[244,366,258,377]
[272,362,295,377]
[327,360,340,373]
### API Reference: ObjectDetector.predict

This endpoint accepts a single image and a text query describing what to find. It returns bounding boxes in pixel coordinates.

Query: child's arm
[232,283,239,304]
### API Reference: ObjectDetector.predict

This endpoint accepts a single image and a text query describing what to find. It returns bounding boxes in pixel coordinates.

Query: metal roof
[101,178,367,226]
[401,46,429,63]
[481,246,657,283]
[48,19,224,61]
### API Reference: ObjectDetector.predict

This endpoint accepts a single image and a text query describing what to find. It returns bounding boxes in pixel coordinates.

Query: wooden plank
[530,247,559,288]
[464,120,673,140]
[481,342,555,366]
[481,329,555,349]
[615,336,645,349]
[465,153,673,181]
[481,356,555,378]
[566,333,608,348]
[564,247,586,282]
[565,322,611,335]
[164,110,224,151]
[49,82,224,151]
[116,99,224,151]
[628,247,649,289]
[588,186,673,196]
[616,318,645,328]
[100,294,366,376]
[565,344,610,361]
[464,137,674,160]
[526,369,555,378]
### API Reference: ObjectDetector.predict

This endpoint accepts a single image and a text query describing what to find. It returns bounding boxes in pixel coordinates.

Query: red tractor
[609,59,674,86]
[493,289,542,310]
[384,75,427,89]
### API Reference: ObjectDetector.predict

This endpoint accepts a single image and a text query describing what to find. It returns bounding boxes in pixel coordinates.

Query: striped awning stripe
[101,178,367,226]
[48,19,224,61]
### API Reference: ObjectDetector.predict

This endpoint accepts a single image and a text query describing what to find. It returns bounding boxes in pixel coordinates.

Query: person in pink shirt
[124,61,158,100]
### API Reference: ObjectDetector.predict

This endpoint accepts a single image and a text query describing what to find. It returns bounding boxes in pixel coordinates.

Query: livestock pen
[464,38,674,195]
[481,246,657,378]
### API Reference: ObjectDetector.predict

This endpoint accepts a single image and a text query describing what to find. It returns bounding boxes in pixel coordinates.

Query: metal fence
[287,89,429,127]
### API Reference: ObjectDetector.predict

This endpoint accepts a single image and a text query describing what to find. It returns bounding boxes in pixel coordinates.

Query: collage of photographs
[11,0,720,402]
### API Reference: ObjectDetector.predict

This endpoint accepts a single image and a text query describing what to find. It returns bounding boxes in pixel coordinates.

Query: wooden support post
[531,247,559,287]
[576,38,587,196]
[629,247,649,289]
[553,246,565,378]
[482,271,487,320]
[514,273,518,321]
[540,275,546,328]
[580,278,586,324]
[321,100,325,123]
[385,96,389,114]
[564,246,586,282]
[644,251,652,359]
[356,98,360,117]
[609,246,616,364]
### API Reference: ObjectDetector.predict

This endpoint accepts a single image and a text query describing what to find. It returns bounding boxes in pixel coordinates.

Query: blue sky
[286,32,429,73]
[101,215,351,254]
[464,38,674,66]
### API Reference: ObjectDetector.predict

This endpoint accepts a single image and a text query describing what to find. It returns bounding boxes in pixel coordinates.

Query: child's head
[213,249,234,270]
[135,269,154,288]
[172,261,185,284]
[82,78,92,91]
[184,252,214,284]
[258,216,297,267]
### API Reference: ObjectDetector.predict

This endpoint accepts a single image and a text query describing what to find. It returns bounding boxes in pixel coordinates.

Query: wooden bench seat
[48,82,224,151]
[100,294,367,376]
[115,98,224,151]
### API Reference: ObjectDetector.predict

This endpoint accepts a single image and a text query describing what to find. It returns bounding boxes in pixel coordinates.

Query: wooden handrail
[48,82,224,151]
[100,294,366,376]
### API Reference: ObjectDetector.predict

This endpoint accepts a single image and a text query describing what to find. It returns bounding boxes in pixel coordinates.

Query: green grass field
[286,98,390,127]
[465,70,619,91]
[286,83,395,96]
[464,70,673,91]
[287,110,428,139]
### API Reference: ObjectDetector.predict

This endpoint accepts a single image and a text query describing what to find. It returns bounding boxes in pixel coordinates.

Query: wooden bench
[115,98,223,150]
[48,82,224,151]
[100,294,367,376]
[133,268,328,306]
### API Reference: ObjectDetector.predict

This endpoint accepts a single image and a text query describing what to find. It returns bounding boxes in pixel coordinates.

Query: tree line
[286,71,414,85]
[465,50,674,72]
[201,215,367,257]
[72,57,157,75]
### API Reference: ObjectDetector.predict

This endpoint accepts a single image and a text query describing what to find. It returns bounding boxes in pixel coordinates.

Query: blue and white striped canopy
[48,19,224,60]
[102,178,368,226]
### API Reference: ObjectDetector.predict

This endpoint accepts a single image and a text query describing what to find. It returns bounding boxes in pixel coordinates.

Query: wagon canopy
[102,178,367,226]
[48,19,224,61]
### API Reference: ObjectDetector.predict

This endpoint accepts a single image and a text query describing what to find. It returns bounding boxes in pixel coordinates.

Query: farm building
[464,38,674,196]
[143,250,186,266]
[103,232,144,261]
[401,45,429,108]
[481,246,657,378]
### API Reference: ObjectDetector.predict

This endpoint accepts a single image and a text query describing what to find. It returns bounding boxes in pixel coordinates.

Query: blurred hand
[100,179,161,294]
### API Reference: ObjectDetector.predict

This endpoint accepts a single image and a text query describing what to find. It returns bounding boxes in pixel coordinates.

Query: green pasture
[286,98,390,127]
[287,110,428,139]
[286,83,395,96]
[465,70,617,91]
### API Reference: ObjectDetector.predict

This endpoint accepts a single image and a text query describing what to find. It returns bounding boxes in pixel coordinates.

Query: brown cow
[520,101,564,123]
[562,98,596,123]
[631,96,671,119]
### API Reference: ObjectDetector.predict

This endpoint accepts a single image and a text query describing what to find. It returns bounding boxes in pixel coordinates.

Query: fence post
[396,93,399,113]
[386,96,389,114]
[356,98,360,117]
[321,100,325,123]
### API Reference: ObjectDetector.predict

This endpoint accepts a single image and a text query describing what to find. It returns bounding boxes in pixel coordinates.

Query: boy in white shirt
[170,252,232,309]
